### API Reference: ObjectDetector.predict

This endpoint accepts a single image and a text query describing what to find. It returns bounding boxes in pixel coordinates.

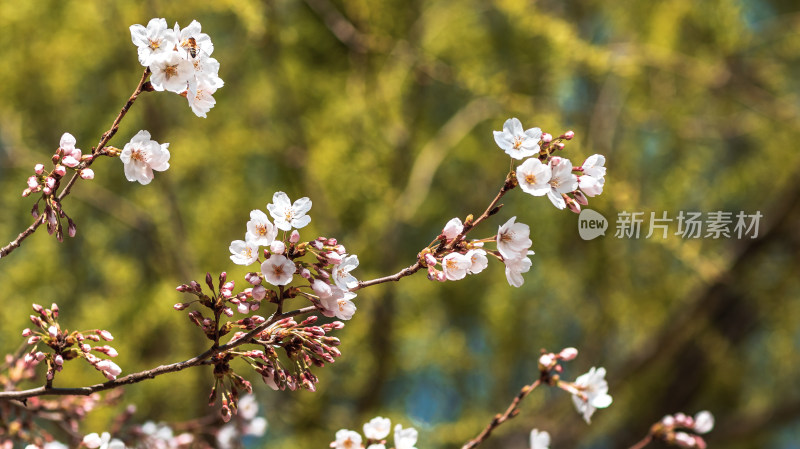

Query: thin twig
[461,379,541,449]
[627,434,654,449]
[0,68,151,260]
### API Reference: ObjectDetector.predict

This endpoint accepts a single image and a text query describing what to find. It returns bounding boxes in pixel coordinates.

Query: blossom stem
[627,434,654,449]
[0,68,152,260]
[461,379,541,449]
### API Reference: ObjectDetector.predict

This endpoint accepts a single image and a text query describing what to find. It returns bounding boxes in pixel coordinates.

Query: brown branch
[0,304,317,401]
[0,68,151,260]
[627,435,653,449]
[461,379,541,449]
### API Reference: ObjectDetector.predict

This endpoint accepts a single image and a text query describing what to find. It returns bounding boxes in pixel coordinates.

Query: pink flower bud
[27,176,39,189]
[566,197,581,214]
[45,177,56,189]
[27,336,40,344]
[326,238,337,246]
[68,220,77,237]
[48,326,58,338]
[562,130,575,140]
[325,251,342,264]
[270,240,286,255]
[311,240,323,250]
[34,164,45,174]
[538,353,555,368]
[97,330,114,341]
[673,432,696,447]
[174,302,189,310]
[252,285,267,301]
[662,415,676,427]
[62,156,79,168]
[435,270,446,282]
[559,347,578,361]
[573,190,588,206]
[541,133,553,143]
[81,344,91,352]
[238,302,250,314]
[21,328,32,337]
[224,308,234,317]
[54,354,64,366]
[555,142,565,150]
[35,351,45,361]
[290,230,300,243]
[300,268,311,279]
[80,169,95,180]
[424,254,437,267]
[43,186,52,195]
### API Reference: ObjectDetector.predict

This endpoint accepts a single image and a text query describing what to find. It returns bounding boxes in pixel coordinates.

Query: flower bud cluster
[21,133,95,241]
[239,316,344,393]
[332,417,418,449]
[129,18,224,118]
[650,411,715,448]
[23,303,121,381]
[494,118,606,213]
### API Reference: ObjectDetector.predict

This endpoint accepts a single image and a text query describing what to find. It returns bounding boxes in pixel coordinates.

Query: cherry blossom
[363,417,392,439]
[174,20,214,60]
[496,216,532,260]
[504,253,532,288]
[393,424,418,449]
[578,154,606,197]
[187,81,219,118]
[334,429,362,449]
[149,51,196,94]
[246,210,278,246]
[693,410,714,434]
[331,254,359,290]
[119,130,170,185]
[466,248,488,274]
[229,237,259,266]
[267,192,312,231]
[516,158,551,196]
[546,157,578,210]
[261,254,295,286]
[83,432,125,449]
[442,217,464,240]
[493,118,542,160]
[530,429,550,449]
[442,252,471,281]
[571,366,613,423]
[130,18,177,67]
[314,281,357,320]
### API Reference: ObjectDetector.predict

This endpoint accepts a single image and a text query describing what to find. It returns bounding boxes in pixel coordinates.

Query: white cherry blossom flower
[244,417,268,437]
[238,394,259,420]
[571,366,613,424]
[149,52,196,94]
[174,20,214,60]
[130,18,177,67]
[581,154,606,179]
[394,424,418,449]
[246,210,278,246]
[516,158,551,196]
[188,52,224,89]
[530,429,550,449]
[230,237,259,266]
[261,254,295,286]
[693,411,714,434]
[96,359,122,380]
[83,432,126,449]
[466,249,488,274]
[334,429,362,449]
[267,192,312,231]
[187,82,219,118]
[314,281,357,320]
[363,417,392,440]
[367,445,386,449]
[493,118,542,160]
[59,132,81,159]
[442,252,471,281]
[496,216,532,260]
[546,157,578,210]
[578,175,604,197]
[442,217,463,240]
[120,130,170,185]
[331,254,359,290]
[504,253,532,288]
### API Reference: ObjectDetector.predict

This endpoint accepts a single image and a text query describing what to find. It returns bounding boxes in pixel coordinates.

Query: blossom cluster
[537,348,612,424]
[423,215,534,287]
[494,118,606,212]
[130,18,224,117]
[228,191,361,320]
[332,417,418,449]
[651,411,715,448]
[22,303,121,381]
[20,133,95,240]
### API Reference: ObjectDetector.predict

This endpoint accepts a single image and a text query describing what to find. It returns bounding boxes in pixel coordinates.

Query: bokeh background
[1,1,799,448]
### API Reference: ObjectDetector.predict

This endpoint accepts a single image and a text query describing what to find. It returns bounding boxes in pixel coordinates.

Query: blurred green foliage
[1,0,799,448]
